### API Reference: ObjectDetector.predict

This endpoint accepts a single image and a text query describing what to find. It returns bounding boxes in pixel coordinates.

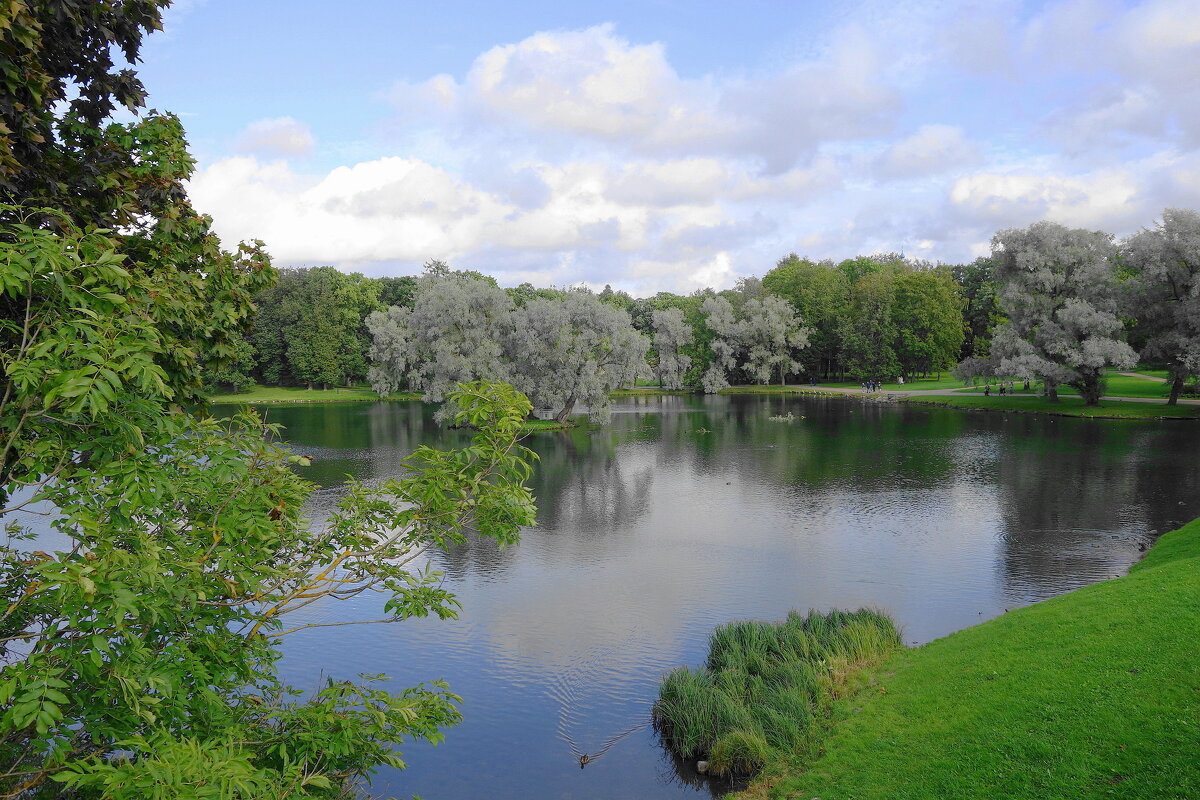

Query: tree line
[214,210,1200,409]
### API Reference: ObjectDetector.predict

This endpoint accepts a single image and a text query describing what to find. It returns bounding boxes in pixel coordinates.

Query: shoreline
[208,384,1200,420]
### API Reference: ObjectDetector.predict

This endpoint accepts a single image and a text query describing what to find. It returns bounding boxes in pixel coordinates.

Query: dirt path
[1116,371,1168,382]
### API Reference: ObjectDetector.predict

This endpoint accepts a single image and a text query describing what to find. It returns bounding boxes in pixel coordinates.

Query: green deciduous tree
[249,267,382,389]
[762,255,850,380]
[890,270,965,379]
[951,258,1000,359]
[839,270,900,381]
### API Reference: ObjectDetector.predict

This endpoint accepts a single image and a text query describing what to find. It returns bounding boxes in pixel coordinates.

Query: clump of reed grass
[653,608,901,777]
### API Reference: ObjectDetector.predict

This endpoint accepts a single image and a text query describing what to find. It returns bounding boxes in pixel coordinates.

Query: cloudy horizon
[137,0,1200,295]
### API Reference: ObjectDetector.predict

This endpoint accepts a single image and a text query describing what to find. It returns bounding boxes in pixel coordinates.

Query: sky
[132,0,1200,294]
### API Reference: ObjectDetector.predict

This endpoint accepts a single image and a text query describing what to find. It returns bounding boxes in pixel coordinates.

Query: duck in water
[562,719,650,769]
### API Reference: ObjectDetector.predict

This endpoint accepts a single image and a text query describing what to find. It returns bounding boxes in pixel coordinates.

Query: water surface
[231,394,1200,799]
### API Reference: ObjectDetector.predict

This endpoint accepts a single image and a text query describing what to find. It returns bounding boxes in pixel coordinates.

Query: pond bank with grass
[206,385,421,403]
[729,516,1200,799]
[899,394,1200,420]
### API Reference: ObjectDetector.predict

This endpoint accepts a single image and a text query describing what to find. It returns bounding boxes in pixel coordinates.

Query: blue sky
[135,0,1200,294]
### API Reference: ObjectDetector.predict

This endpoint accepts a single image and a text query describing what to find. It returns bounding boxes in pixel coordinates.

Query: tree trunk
[1169,373,1184,406]
[554,395,577,424]
[1077,375,1102,406]
[1045,381,1059,402]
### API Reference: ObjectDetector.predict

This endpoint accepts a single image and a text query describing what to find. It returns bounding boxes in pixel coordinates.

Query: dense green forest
[210,210,1200,408]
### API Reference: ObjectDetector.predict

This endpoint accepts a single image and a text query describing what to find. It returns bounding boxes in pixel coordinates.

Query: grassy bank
[208,385,421,403]
[742,518,1200,800]
[609,388,694,397]
[517,418,576,432]
[718,385,842,396]
[654,610,901,778]
[900,394,1200,419]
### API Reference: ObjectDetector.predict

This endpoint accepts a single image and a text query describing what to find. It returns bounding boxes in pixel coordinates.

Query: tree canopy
[1123,209,1200,404]
[990,221,1137,404]
[368,279,648,421]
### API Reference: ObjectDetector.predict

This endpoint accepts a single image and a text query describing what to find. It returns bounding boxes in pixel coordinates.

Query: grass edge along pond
[681,517,1200,800]
[899,394,1200,420]
[207,385,422,403]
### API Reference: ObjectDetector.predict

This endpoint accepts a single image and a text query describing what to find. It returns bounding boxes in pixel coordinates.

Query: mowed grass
[767,517,1200,800]
[654,610,901,778]
[956,374,1174,400]
[901,394,1200,419]
[208,385,421,403]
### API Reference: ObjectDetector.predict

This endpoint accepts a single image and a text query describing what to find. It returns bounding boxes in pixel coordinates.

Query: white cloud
[233,117,316,158]
[388,23,902,173]
[950,170,1140,230]
[876,124,980,179]
[187,152,811,291]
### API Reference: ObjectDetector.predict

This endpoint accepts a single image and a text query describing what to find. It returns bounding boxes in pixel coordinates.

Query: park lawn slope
[766,518,1200,800]
[900,394,1200,419]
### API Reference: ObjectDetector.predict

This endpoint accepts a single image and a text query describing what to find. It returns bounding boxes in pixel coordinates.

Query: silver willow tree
[366,272,514,406]
[740,295,811,385]
[651,307,693,390]
[701,296,740,394]
[1123,208,1200,405]
[508,291,649,422]
[991,221,1136,404]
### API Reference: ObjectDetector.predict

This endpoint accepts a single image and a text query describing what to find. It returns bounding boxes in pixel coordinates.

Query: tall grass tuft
[653,608,901,777]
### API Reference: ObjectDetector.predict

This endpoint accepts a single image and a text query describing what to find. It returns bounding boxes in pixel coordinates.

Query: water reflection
[208,395,1200,800]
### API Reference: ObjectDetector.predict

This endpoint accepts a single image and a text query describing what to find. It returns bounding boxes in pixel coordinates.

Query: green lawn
[208,385,421,404]
[763,517,1200,800]
[819,376,966,392]
[954,372,1177,400]
[900,394,1200,419]
[1134,369,1170,379]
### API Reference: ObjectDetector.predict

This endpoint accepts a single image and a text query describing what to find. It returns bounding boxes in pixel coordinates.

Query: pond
[223,393,1200,799]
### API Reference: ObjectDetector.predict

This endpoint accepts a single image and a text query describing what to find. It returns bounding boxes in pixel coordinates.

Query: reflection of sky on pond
[209,396,1200,798]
